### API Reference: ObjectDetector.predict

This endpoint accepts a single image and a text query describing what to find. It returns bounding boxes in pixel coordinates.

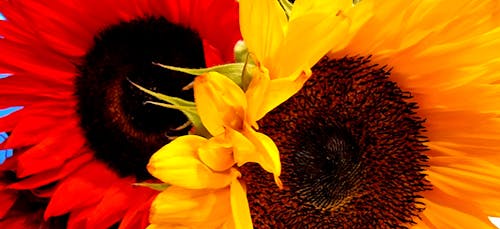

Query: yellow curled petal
[149,156,234,189]
[227,127,259,166]
[148,135,207,169]
[239,0,286,67]
[148,135,233,189]
[228,127,282,187]
[243,127,282,187]
[230,180,253,229]
[150,186,231,227]
[194,72,247,136]
[147,135,205,184]
[198,134,235,172]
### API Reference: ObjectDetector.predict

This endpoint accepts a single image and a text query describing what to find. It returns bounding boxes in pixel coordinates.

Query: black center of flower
[294,122,362,210]
[75,17,205,180]
[242,56,431,228]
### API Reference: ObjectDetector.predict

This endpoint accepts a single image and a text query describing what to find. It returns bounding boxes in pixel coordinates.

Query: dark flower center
[242,56,431,228]
[75,17,205,180]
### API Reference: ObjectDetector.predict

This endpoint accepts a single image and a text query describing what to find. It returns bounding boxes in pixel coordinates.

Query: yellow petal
[198,135,235,172]
[273,0,355,78]
[150,156,234,189]
[150,186,231,227]
[246,69,309,122]
[228,127,282,185]
[243,127,282,187]
[148,135,206,168]
[194,72,247,136]
[230,180,253,229]
[239,0,286,67]
[148,135,233,189]
[227,127,258,165]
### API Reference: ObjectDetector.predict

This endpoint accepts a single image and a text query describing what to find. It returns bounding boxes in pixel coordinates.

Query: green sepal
[154,62,256,89]
[234,40,249,64]
[133,182,170,191]
[128,79,195,107]
[144,101,211,137]
[128,79,211,137]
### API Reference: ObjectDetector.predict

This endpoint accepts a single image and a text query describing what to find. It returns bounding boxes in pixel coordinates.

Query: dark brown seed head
[242,56,431,228]
[75,17,205,180]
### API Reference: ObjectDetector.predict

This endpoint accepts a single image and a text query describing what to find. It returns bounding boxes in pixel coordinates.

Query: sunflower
[0,0,240,228]
[234,0,500,228]
[144,0,365,227]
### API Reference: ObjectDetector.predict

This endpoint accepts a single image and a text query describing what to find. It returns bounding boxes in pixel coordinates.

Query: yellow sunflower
[145,0,354,227]
[235,0,500,228]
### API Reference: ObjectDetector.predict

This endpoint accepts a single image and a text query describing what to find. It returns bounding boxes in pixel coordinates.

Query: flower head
[0,0,240,227]
[240,0,500,228]
[146,0,374,227]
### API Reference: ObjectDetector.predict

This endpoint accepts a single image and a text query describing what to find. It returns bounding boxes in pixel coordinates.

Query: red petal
[203,39,225,67]
[118,190,157,229]
[44,161,122,219]
[67,206,93,229]
[86,177,137,228]
[0,190,17,218]
[16,129,86,177]
[5,115,77,149]
[8,153,93,190]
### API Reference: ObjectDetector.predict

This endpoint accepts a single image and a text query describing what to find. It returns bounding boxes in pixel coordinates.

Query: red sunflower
[0,0,240,228]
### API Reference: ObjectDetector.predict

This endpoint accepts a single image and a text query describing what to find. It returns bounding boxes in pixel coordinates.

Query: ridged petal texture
[326,0,500,227]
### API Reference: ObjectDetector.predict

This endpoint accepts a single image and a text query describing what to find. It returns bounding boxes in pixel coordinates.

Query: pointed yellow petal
[246,69,309,122]
[239,0,286,67]
[230,180,253,229]
[150,186,231,226]
[243,127,282,186]
[228,127,281,184]
[194,72,247,136]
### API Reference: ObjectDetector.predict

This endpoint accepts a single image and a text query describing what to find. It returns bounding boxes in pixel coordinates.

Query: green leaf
[154,62,256,88]
[133,182,170,191]
[128,79,211,137]
[128,79,195,107]
[144,101,211,137]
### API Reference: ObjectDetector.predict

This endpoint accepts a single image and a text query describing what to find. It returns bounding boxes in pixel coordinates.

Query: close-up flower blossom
[1,0,500,228]
[144,0,360,227]
[0,0,240,228]
[240,0,500,228]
